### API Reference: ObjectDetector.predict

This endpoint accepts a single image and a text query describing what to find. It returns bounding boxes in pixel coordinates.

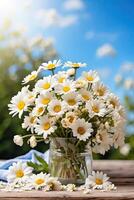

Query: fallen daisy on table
[7,161,33,183]
[84,171,117,191]
[0,160,116,193]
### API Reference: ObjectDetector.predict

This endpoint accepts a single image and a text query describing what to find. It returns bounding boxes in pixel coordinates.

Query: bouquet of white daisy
[8,60,125,184]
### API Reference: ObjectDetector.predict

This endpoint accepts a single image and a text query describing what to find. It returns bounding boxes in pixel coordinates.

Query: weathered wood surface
[0,160,134,200]
[93,160,134,185]
[0,186,134,200]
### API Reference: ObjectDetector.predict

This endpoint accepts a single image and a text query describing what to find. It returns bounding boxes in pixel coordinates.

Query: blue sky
[0,0,134,99]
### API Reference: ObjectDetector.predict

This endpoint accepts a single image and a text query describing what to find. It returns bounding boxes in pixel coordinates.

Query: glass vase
[49,137,92,185]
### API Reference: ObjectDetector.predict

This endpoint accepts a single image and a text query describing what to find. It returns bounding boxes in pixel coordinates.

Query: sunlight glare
[0,0,17,18]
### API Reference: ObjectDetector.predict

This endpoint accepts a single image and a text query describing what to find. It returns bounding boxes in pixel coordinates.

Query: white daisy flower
[65,111,77,127]
[35,115,56,139]
[32,105,45,117]
[48,99,66,117]
[93,82,108,97]
[7,161,33,183]
[13,135,23,146]
[93,129,112,155]
[22,113,37,133]
[31,172,50,189]
[64,61,86,68]
[61,111,77,128]
[82,70,99,83]
[8,92,30,118]
[46,177,62,191]
[41,60,62,70]
[54,80,76,94]
[35,91,53,106]
[22,71,38,84]
[66,68,75,76]
[113,127,125,149]
[28,135,37,148]
[63,91,80,109]
[86,100,106,117]
[106,93,120,109]
[54,71,68,84]
[79,88,92,102]
[35,76,54,93]
[117,105,126,119]
[75,78,88,88]
[66,184,76,191]
[103,183,117,191]
[120,143,130,156]
[20,86,36,104]
[70,118,93,141]
[85,171,110,190]
[27,90,37,105]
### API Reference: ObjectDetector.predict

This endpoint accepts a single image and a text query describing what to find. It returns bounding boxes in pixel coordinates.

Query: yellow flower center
[110,100,116,108]
[29,74,37,81]
[92,105,99,113]
[42,98,50,105]
[77,127,86,135]
[63,86,70,92]
[67,99,76,106]
[47,63,55,70]
[53,105,61,113]
[86,75,94,81]
[67,116,75,123]
[82,94,90,101]
[95,178,103,185]
[30,116,36,124]
[35,178,45,185]
[17,101,25,110]
[97,89,104,96]
[43,122,50,130]
[42,82,51,90]
[16,169,24,178]
[72,63,80,68]
[37,107,44,114]
[58,77,65,83]
[48,182,55,189]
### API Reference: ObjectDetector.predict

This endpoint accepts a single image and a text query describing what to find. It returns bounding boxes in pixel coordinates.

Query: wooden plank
[93,160,134,178]
[0,161,134,199]
[93,160,134,185]
[0,186,134,200]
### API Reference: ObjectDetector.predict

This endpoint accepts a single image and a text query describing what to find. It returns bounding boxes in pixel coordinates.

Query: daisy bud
[29,135,37,148]
[67,68,75,76]
[13,135,23,146]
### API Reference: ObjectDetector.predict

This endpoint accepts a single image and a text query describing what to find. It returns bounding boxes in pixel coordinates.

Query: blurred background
[0,0,133,159]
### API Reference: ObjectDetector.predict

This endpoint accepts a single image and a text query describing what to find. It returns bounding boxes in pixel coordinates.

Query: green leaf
[27,154,49,174]
[35,154,49,172]
[27,161,40,171]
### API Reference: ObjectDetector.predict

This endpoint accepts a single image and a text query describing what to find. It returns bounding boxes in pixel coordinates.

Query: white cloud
[124,78,134,90]
[121,62,134,71]
[63,0,84,10]
[85,31,118,41]
[96,43,116,58]
[98,67,111,79]
[36,8,78,28]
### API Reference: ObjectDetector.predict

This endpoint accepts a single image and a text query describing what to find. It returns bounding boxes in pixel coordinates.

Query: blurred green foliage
[0,20,57,159]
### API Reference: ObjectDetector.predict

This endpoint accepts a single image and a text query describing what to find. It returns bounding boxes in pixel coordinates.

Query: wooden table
[0,160,134,200]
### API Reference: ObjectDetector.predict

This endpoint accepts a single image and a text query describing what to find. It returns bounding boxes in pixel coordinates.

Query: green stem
[74,68,78,80]
[51,69,55,75]
[22,134,32,138]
